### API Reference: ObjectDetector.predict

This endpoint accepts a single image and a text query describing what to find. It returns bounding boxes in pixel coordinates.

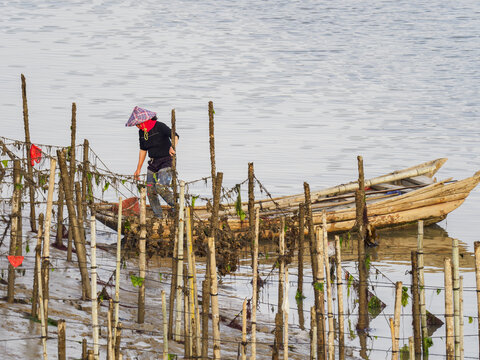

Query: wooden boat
[94,158,480,240]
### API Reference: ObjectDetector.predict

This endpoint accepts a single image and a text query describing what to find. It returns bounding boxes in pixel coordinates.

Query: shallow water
[1,0,480,358]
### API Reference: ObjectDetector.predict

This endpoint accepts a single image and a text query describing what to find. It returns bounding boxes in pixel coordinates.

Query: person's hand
[169,146,176,156]
[134,169,140,180]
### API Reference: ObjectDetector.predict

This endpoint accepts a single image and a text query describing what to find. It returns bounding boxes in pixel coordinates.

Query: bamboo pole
[283,267,289,360]
[389,318,395,360]
[184,264,191,359]
[90,214,99,359]
[162,290,168,360]
[42,158,57,333]
[445,257,454,359]
[304,182,325,360]
[273,312,281,360]
[55,178,65,248]
[208,236,221,359]
[460,276,464,360]
[409,337,414,360]
[57,149,91,298]
[474,242,480,357]
[21,74,37,233]
[277,217,285,346]
[186,206,200,357]
[322,212,334,360]
[58,319,66,360]
[452,238,461,358]
[175,181,186,341]
[241,298,248,360]
[310,306,317,360]
[417,220,428,353]
[36,245,48,360]
[113,197,122,349]
[115,324,123,360]
[32,213,44,317]
[411,251,421,359]
[107,299,114,360]
[334,235,345,360]
[251,207,259,360]
[7,159,21,303]
[393,281,403,360]
[138,187,147,323]
[168,221,178,340]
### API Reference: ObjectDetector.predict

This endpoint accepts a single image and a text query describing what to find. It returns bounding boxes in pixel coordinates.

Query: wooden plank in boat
[403,175,435,186]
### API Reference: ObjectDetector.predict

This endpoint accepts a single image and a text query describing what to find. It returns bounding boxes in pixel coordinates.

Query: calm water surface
[1,0,480,358]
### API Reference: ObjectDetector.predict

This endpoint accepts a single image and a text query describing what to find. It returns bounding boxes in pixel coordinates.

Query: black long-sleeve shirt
[139,121,179,159]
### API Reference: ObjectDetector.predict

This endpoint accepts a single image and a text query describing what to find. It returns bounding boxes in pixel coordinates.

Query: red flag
[30,144,42,166]
[8,256,24,268]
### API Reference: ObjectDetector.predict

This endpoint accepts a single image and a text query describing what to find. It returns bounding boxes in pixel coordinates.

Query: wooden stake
[452,238,461,358]
[75,182,86,245]
[298,204,305,303]
[304,182,325,360]
[242,298,247,360]
[162,290,168,360]
[248,162,255,265]
[201,279,210,360]
[81,139,89,216]
[208,101,216,194]
[251,207,259,360]
[393,281,403,360]
[137,187,146,323]
[57,149,91,298]
[417,220,428,353]
[68,103,76,264]
[474,242,480,357]
[90,214,99,359]
[175,181,186,341]
[310,306,317,360]
[445,257,454,359]
[334,235,344,360]
[322,212,334,360]
[32,213,44,317]
[21,74,37,233]
[58,319,66,360]
[411,251,421,359]
[7,159,21,303]
[55,178,65,248]
[208,236,221,359]
[113,197,122,349]
[115,322,122,360]
[36,245,48,359]
[87,350,94,360]
[82,338,87,360]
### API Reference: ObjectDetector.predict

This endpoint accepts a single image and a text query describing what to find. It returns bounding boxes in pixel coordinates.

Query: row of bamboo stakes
[3,76,480,358]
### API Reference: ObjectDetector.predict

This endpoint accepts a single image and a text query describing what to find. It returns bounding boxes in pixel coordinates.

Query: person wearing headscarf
[126,106,179,218]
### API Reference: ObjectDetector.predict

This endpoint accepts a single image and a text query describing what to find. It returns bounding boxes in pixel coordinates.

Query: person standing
[126,106,179,218]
